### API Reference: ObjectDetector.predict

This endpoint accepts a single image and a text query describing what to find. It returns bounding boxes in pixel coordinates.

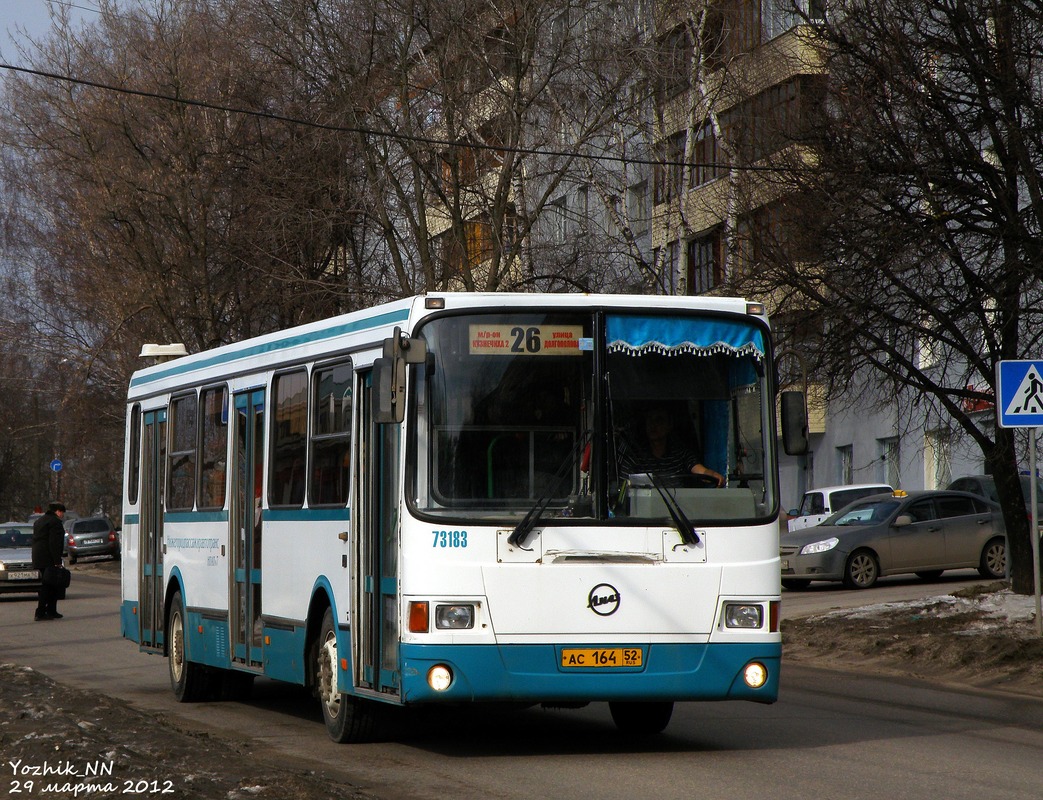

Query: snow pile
[814,588,1039,633]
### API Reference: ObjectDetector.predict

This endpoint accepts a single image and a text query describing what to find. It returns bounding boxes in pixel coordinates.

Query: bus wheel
[168,591,209,702]
[316,607,378,743]
[608,701,673,735]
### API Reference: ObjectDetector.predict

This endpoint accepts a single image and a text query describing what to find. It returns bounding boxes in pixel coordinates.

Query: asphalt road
[2,565,1041,800]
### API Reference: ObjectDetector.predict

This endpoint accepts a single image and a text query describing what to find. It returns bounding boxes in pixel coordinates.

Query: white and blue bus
[121,292,807,741]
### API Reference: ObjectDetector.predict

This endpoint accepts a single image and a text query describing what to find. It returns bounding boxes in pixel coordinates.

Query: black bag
[43,565,72,589]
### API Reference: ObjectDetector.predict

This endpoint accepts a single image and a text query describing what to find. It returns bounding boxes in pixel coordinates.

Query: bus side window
[128,404,141,505]
[199,386,228,509]
[310,361,353,506]
[272,370,308,507]
[167,392,198,512]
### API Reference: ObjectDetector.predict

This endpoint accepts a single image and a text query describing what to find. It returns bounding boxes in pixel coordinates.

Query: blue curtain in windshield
[606,315,766,361]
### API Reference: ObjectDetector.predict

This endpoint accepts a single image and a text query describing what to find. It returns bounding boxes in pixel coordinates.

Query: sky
[0,0,95,62]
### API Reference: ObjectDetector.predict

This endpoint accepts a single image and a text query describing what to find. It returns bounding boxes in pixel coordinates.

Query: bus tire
[316,606,378,743]
[608,701,673,735]
[168,590,210,702]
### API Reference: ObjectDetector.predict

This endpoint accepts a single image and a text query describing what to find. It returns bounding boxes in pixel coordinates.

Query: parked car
[780,490,1007,589]
[787,483,893,532]
[0,522,43,594]
[64,515,120,563]
[946,474,1043,522]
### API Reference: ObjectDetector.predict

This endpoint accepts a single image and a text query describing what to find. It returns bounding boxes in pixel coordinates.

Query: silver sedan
[779,490,1007,589]
[0,523,43,594]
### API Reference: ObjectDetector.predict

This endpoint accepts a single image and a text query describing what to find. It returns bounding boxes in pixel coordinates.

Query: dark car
[64,516,120,563]
[0,523,43,594]
[946,474,1043,522]
[780,490,1007,589]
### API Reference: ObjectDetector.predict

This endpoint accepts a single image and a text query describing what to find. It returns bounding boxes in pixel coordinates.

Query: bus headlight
[743,662,768,689]
[435,604,475,630]
[427,664,454,691]
[724,603,763,629]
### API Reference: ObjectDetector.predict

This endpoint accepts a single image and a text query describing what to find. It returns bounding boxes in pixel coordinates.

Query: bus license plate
[561,648,642,668]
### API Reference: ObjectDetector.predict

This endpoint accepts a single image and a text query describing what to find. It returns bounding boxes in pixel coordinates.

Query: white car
[787,484,893,532]
[0,523,42,595]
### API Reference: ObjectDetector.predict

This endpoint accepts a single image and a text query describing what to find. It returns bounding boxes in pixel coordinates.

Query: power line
[0,60,791,175]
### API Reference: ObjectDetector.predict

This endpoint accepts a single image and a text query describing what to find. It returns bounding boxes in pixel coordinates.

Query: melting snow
[814,589,1039,627]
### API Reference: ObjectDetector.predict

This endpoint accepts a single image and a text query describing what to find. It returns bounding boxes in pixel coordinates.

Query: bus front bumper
[398,642,780,705]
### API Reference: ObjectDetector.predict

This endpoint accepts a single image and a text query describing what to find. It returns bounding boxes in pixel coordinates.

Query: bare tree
[254,0,658,294]
[0,0,374,510]
[741,0,1043,593]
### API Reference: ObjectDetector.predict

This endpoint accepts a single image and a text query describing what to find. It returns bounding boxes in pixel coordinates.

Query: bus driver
[617,405,724,487]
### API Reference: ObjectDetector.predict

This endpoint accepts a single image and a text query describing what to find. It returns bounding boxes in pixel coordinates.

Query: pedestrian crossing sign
[996,360,1043,428]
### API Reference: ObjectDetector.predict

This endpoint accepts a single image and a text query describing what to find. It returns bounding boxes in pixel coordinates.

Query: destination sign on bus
[469,324,587,356]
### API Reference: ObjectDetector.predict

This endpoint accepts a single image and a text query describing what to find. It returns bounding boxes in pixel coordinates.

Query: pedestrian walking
[32,502,67,621]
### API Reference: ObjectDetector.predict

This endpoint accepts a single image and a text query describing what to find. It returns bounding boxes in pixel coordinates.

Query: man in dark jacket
[32,502,67,621]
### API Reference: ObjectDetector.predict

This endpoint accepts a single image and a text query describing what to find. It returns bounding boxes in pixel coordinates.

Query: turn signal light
[408,601,429,633]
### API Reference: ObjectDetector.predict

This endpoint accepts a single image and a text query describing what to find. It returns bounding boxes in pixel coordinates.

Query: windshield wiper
[508,432,591,550]
[613,427,700,547]
[645,471,701,547]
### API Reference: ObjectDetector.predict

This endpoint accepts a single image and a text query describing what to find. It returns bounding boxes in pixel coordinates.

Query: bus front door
[230,389,265,668]
[354,372,400,697]
[139,408,166,652]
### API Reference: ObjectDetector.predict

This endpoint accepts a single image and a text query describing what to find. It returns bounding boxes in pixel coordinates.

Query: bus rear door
[230,389,265,669]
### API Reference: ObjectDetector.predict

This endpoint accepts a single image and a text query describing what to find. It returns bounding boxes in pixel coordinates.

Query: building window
[437,209,517,274]
[628,181,649,234]
[879,437,901,486]
[548,197,568,244]
[721,74,828,165]
[657,24,692,101]
[837,444,853,484]
[654,131,686,204]
[924,429,952,489]
[687,230,723,295]
[691,121,721,187]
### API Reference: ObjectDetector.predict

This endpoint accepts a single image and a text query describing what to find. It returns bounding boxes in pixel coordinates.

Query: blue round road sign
[50,459,63,472]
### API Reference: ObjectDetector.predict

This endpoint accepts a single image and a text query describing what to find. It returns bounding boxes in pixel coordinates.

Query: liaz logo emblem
[587,583,621,616]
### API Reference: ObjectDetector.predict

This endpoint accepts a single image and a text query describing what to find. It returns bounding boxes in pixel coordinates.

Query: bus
[120,292,807,741]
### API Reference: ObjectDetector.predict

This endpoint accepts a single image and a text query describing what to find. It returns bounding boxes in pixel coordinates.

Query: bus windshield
[410,310,775,525]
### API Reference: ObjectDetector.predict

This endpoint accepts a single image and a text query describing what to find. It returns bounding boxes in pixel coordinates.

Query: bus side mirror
[374,356,400,424]
[780,390,809,456]
[375,328,427,424]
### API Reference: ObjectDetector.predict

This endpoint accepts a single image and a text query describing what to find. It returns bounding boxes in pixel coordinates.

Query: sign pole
[1032,432,1043,637]
[995,360,1043,636]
